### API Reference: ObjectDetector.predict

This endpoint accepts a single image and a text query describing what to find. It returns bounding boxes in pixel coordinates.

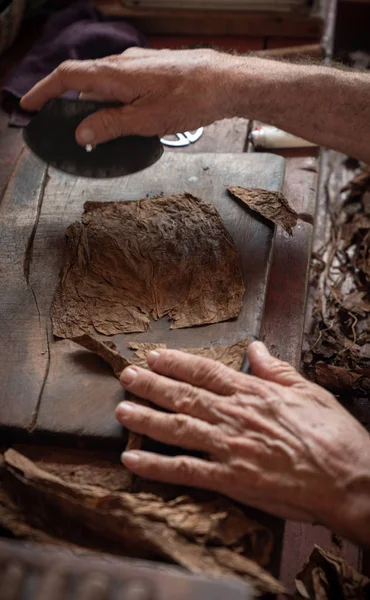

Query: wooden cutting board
[0,150,285,443]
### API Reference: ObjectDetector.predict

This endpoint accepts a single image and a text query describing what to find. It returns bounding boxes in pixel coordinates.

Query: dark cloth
[2,0,146,120]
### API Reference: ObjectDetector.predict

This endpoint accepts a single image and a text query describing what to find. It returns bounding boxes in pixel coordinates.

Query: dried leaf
[2,449,284,596]
[314,362,370,395]
[72,334,129,378]
[71,337,249,381]
[341,291,370,316]
[52,195,245,338]
[305,165,370,402]
[295,545,370,599]
[228,186,299,235]
[130,340,249,371]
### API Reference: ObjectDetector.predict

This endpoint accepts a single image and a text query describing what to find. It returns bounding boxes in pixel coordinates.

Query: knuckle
[172,384,198,413]
[57,60,77,78]
[176,457,196,481]
[137,409,151,429]
[123,46,142,57]
[139,374,157,397]
[195,361,224,386]
[160,351,178,373]
[98,109,122,137]
[271,359,295,374]
[173,413,191,440]
[264,392,285,414]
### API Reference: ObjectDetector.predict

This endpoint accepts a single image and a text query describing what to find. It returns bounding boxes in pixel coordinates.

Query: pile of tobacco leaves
[304,163,370,410]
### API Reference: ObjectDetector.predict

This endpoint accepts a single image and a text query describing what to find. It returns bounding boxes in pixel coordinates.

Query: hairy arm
[21,48,370,162]
[229,57,370,163]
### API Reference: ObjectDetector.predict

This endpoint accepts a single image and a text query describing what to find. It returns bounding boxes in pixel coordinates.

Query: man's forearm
[226,57,370,163]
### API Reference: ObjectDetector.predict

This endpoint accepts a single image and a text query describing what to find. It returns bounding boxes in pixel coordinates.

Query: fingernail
[147,350,161,364]
[117,402,137,420]
[250,341,270,358]
[78,127,95,144]
[121,451,141,467]
[120,367,138,384]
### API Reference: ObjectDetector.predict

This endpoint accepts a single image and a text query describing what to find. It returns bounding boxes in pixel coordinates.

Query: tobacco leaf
[72,334,130,378]
[305,164,370,403]
[129,340,249,371]
[2,449,284,596]
[295,545,370,600]
[71,337,249,375]
[314,362,370,395]
[228,186,299,235]
[340,291,370,316]
[51,195,245,338]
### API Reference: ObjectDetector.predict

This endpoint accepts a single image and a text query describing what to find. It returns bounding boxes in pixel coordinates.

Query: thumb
[248,341,306,387]
[75,106,154,146]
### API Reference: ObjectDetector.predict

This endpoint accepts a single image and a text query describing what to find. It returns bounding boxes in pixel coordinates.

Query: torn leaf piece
[52,195,245,338]
[130,340,249,371]
[2,449,284,596]
[71,335,145,475]
[72,335,129,379]
[228,187,299,235]
[295,545,370,600]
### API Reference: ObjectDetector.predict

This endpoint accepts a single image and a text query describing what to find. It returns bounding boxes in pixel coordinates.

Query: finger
[21,60,107,111]
[248,341,306,387]
[120,366,221,423]
[75,105,157,146]
[121,450,228,491]
[116,401,227,455]
[146,349,248,396]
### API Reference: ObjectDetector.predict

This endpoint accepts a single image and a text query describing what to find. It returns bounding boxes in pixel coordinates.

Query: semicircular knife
[23,98,164,179]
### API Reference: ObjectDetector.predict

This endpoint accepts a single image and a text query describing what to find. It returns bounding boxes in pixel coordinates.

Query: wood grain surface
[163,118,250,154]
[95,3,324,37]
[0,150,49,430]
[0,151,285,440]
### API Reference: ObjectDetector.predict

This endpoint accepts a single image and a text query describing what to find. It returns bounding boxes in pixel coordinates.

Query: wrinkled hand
[20,47,239,146]
[116,341,370,546]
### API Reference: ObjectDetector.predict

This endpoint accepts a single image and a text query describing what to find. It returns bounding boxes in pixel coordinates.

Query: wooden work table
[0,12,362,594]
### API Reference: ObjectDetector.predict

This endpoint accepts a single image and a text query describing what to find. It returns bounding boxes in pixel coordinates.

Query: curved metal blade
[23,98,164,178]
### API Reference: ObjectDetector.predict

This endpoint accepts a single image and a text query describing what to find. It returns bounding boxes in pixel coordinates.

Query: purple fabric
[2,0,146,115]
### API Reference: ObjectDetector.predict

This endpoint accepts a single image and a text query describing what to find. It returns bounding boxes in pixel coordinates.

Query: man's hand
[116,341,370,547]
[21,47,370,163]
[20,48,240,146]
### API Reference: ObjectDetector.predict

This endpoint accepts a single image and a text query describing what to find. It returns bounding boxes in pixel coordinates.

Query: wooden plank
[18,152,285,441]
[260,150,362,591]
[0,18,46,203]
[148,35,265,51]
[257,43,322,59]
[265,36,318,48]
[0,113,24,203]
[0,538,251,600]
[163,118,250,154]
[261,152,318,368]
[95,4,324,37]
[0,149,48,430]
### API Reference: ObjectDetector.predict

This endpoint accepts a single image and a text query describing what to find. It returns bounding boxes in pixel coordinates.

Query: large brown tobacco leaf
[228,186,299,235]
[305,165,370,402]
[52,195,245,338]
[129,339,249,371]
[0,449,284,597]
[295,546,370,600]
